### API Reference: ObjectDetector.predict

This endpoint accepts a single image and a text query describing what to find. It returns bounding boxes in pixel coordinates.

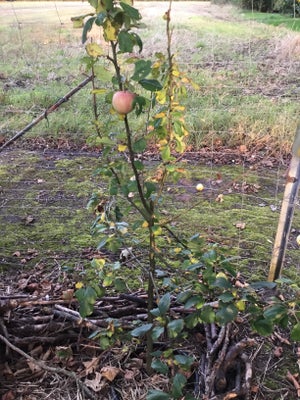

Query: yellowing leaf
[173,105,185,111]
[152,226,162,236]
[62,289,74,300]
[216,272,227,279]
[118,144,127,152]
[93,258,106,268]
[172,69,180,77]
[95,0,105,13]
[174,247,181,254]
[158,139,168,146]
[118,226,128,234]
[142,221,149,228]
[91,88,108,95]
[154,112,166,119]
[72,18,84,29]
[75,281,84,289]
[103,19,118,41]
[236,300,246,311]
[156,89,167,104]
[86,43,104,58]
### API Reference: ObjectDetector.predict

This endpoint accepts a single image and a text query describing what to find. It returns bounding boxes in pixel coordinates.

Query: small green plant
[73,0,196,371]
[72,0,300,397]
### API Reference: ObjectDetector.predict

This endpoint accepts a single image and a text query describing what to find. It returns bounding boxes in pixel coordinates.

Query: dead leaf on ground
[24,215,35,225]
[215,193,224,202]
[235,221,246,230]
[84,372,105,392]
[1,390,16,400]
[83,357,99,376]
[273,346,283,358]
[27,360,42,373]
[124,368,140,381]
[101,366,120,382]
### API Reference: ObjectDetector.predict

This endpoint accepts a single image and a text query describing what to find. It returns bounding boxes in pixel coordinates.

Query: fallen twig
[287,370,300,397]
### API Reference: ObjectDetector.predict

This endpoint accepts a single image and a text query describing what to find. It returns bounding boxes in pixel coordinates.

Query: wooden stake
[268,124,300,281]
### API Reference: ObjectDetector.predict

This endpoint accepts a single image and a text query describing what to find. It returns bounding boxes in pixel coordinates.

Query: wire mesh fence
[0,1,299,280]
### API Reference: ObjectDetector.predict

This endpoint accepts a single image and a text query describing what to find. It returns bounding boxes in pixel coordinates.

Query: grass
[242,10,300,31]
[0,2,299,151]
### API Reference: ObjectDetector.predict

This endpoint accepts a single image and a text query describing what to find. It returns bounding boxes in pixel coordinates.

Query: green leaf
[263,304,287,322]
[144,181,157,198]
[174,354,194,369]
[95,11,107,26]
[139,79,163,92]
[133,95,147,116]
[186,262,203,271]
[185,311,202,329]
[150,307,161,317]
[131,60,152,81]
[103,0,113,10]
[200,306,216,323]
[291,323,300,341]
[75,286,97,317]
[167,319,184,338]
[120,2,141,20]
[118,30,134,53]
[171,373,187,399]
[184,295,204,310]
[176,290,193,304]
[133,159,144,170]
[252,317,274,336]
[114,278,127,291]
[82,16,96,44]
[216,303,238,325]
[151,359,169,374]
[161,145,171,162]
[93,65,113,81]
[131,32,143,52]
[132,137,147,153]
[146,390,170,400]
[158,293,171,316]
[131,323,153,337]
[219,292,234,303]
[151,326,165,341]
[211,277,232,289]
[250,281,277,290]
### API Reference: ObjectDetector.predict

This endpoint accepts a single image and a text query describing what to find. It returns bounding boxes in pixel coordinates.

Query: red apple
[112,90,136,114]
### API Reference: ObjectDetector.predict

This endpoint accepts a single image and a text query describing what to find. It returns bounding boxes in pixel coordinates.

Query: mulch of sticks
[1,264,299,400]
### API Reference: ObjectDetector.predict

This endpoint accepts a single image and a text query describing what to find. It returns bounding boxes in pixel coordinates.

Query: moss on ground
[1,150,299,284]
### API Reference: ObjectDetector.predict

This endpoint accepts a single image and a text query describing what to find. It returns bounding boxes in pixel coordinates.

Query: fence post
[268,124,300,281]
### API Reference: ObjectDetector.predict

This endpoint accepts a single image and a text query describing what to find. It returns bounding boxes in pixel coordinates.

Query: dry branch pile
[0,288,259,400]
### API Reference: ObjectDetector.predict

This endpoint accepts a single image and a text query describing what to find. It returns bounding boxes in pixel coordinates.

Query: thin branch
[0,75,93,152]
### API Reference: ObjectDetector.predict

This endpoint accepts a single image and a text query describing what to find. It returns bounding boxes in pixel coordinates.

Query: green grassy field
[0,1,299,152]
[243,10,300,31]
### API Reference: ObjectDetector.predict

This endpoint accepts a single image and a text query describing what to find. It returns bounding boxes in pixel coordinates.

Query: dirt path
[0,1,236,24]
[137,1,236,21]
